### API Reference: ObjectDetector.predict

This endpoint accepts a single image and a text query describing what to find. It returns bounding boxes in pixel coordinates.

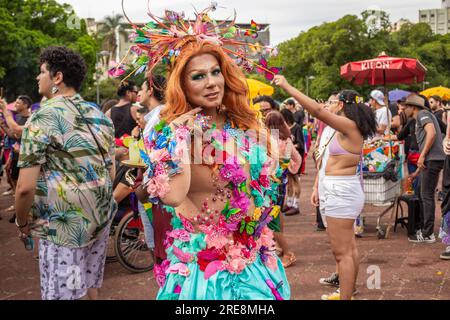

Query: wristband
[15,218,28,229]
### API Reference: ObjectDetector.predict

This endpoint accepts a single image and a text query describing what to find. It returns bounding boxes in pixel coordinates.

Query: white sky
[57,0,442,45]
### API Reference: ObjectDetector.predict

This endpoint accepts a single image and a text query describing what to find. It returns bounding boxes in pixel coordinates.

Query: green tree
[98,14,127,61]
[271,12,450,101]
[0,0,98,102]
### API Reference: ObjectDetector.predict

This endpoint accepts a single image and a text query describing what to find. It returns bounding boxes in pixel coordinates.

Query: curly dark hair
[17,95,32,108]
[253,95,279,110]
[40,46,87,92]
[117,81,137,97]
[144,74,167,103]
[339,90,377,140]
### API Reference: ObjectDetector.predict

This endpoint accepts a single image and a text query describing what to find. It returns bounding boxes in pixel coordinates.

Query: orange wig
[161,40,259,131]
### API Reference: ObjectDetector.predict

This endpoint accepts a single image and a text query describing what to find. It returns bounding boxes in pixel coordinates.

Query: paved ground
[1,159,449,300]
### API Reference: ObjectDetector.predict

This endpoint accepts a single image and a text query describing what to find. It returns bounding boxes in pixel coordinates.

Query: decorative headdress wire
[117,0,281,83]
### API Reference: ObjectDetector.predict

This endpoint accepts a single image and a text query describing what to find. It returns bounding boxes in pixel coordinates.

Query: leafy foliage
[0,0,98,102]
[271,13,450,100]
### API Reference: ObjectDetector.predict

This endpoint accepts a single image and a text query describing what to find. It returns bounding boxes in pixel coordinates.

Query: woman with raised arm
[273,75,377,300]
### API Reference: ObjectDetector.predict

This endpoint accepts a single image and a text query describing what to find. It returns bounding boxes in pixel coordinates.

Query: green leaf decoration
[240,220,246,233]
[246,222,256,235]
[223,32,234,39]
[154,120,167,132]
[221,201,230,216]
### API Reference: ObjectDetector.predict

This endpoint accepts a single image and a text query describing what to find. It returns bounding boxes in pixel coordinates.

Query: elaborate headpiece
[116,0,281,82]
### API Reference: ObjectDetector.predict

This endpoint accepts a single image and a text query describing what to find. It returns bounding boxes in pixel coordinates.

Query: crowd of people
[0,7,449,301]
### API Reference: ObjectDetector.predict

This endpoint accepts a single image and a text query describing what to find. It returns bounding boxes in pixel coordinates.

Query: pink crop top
[328,134,360,156]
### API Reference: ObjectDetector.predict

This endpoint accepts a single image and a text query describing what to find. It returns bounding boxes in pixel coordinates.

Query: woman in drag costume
[120,1,291,300]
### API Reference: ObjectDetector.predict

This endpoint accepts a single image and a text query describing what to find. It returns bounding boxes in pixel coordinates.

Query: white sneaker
[2,189,13,196]
[408,230,425,243]
[286,197,294,207]
[423,234,436,244]
[440,246,450,260]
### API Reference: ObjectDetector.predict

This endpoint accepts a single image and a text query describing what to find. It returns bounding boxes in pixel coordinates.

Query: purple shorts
[38,226,110,300]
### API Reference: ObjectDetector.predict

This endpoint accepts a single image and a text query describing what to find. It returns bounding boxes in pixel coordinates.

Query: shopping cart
[363,159,402,239]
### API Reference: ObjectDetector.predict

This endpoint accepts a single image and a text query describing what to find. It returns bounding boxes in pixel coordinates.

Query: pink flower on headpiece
[147,174,170,198]
[128,32,138,42]
[108,66,126,77]
[131,45,143,56]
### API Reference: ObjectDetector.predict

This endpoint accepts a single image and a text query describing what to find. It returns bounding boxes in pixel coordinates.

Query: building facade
[419,0,450,35]
[390,18,412,32]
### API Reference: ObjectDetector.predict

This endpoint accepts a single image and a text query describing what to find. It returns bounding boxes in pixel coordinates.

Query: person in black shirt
[106,81,139,138]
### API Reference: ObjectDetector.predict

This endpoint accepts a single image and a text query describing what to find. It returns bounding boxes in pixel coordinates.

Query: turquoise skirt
[157,255,290,300]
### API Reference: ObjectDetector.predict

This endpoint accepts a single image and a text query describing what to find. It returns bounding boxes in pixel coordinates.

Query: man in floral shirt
[14,46,117,300]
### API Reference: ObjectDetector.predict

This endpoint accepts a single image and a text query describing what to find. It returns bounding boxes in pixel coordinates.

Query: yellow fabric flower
[253,207,262,221]
[270,205,281,218]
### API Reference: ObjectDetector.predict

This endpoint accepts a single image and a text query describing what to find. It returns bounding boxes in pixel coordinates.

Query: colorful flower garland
[141,115,284,294]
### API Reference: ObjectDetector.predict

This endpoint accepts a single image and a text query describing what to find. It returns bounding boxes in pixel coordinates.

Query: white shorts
[38,226,110,300]
[319,175,364,227]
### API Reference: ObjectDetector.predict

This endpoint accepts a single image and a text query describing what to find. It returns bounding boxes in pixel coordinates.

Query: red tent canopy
[340,52,427,86]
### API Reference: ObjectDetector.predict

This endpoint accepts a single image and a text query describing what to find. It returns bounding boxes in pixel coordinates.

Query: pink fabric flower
[230,190,250,214]
[265,254,278,271]
[260,226,275,249]
[153,162,167,176]
[167,229,191,242]
[175,126,190,143]
[227,257,246,274]
[199,223,229,250]
[172,246,194,263]
[204,260,226,280]
[167,263,190,277]
[219,159,246,185]
[154,260,170,287]
[173,140,189,163]
[228,244,244,259]
[147,174,170,198]
[150,149,170,163]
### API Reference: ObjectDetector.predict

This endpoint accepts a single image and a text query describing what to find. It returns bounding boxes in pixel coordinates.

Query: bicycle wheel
[114,211,154,273]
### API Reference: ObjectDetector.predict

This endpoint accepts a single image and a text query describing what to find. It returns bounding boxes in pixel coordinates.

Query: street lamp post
[306,75,315,97]
[422,81,430,91]
[96,51,110,106]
